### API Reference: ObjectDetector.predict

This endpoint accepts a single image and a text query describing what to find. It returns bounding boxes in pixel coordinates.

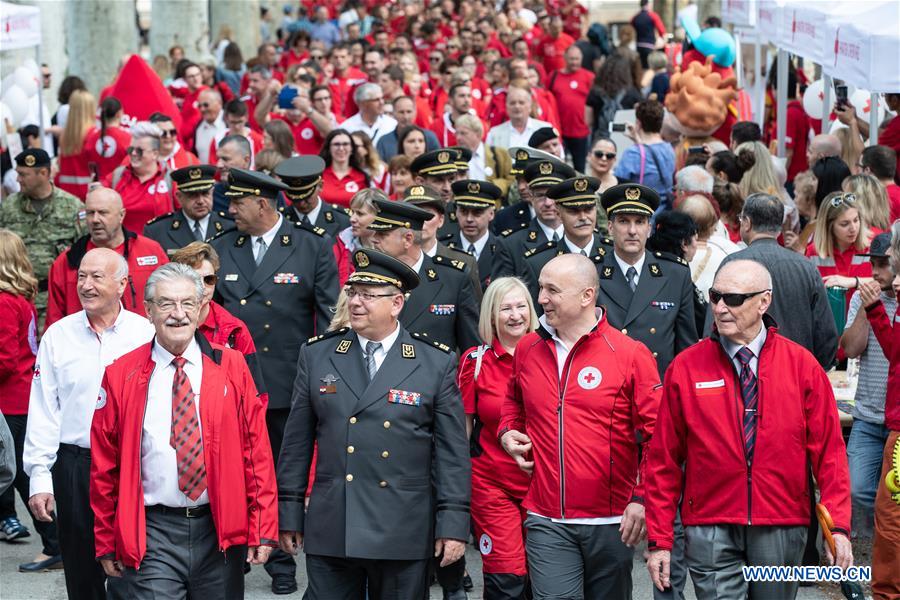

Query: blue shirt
[375,128,441,162]
[309,21,341,49]
[614,141,675,211]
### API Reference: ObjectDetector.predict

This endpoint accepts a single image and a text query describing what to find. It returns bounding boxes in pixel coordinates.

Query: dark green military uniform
[142,210,232,255]
[273,155,350,237]
[442,179,503,292]
[278,201,349,237]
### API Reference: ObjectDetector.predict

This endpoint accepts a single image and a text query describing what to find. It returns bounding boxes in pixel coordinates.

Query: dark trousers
[306,553,429,600]
[563,136,590,173]
[524,515,633,600]
[124,508,245,599]
[266,407,296,579]
[0,413,60,556]
[433,554,466,593]
[53,444,127,600]
[483,573,528,600]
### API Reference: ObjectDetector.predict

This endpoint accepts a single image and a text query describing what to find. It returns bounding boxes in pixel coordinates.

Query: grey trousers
[653,507,687,600]
[123,508,246,600]
[524,514,633,600]
[684,524,807,600]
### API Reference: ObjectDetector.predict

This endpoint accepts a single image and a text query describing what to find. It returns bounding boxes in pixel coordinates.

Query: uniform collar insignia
[401,343,415,358]
[335,339,352,354]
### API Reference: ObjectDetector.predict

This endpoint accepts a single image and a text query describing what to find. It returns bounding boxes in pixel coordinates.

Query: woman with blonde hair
[736,140,799,231]
[0,230,60,567]
[843,174,891,232]
[55,89,96,199]
[457,276,537,599]
[263,120,295,159]
[334,188,384,285]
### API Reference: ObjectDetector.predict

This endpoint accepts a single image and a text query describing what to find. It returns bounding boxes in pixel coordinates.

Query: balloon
[693,28,737,68]
[1,86,29,127]
[13,66,38,98]
[849,89,886,122]
[802,80,833,120]
[21,58,41,81]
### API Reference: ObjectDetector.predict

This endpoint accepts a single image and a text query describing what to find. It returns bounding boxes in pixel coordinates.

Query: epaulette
[500,228,514,237]
[145,211,175,225]
[411,332,452,353]
[432,255,466,271]
[437,232,455,243]
[332,204,351,215]
[209,226,237,241]
[524,241,558,258]
[307,327,349,345]
[599,236,613,246]
[500,222,529,237]
[654,251,689,267]
[295,221,326,236]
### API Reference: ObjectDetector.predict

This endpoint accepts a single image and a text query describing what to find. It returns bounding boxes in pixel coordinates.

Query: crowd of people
[0,1,899,600]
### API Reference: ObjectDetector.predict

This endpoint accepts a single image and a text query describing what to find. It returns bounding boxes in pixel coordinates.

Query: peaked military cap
[223,168,289,201]
[600,183,660,217]
[548,176,601,209]
[171,164,216,194]
[369,198,434,231]
[347,248,420,292]
[273,156,326,201]
[403,184,445,211]
[410,149,458,177]
[524,158,577,189]
[15,148,50,169]
[451,179,502,209]
[450,146,472,170]
[509,146,559,176]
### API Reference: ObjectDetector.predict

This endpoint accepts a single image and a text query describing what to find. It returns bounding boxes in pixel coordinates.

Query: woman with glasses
[318,129,370,209]
[55,90,96,200]
[351,131,388,192]
[457,277,537,600]
[588,137,619,193]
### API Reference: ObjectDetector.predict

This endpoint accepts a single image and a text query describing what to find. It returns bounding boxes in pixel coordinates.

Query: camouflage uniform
[0,187,85,323]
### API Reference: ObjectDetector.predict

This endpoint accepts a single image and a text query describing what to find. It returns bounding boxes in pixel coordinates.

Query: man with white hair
[24,248,154,600]
[340,82,397,146]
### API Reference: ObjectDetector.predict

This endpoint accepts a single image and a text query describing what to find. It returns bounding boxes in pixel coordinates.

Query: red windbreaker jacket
[498,311,661,519]
[866,301,900,431]
[645,323,851,551]
[90,335,278,568]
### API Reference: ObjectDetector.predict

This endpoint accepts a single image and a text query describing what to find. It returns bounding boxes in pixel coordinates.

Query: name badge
[274,272,300,284]
[136,255,159,267]
[695,379,725,389]
[225,273,239,281]
[429,304,455,315]
[388,389,421,406]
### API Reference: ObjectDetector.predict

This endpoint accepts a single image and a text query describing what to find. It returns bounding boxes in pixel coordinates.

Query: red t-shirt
[879,116,900,178]
[0,292,37,415]
[320,166,368,209]
[102,166,173,233]
[806,241,873,307]
[208,128,265,166]
[886,183,900,223]
[487,89,508,128]
[785,99,810,182]
[548,68,593,137]
[179,86,209,152]
[538,32,575,75]
[328,68,368,121]
[271,114,325,155]
[82,126,132,179]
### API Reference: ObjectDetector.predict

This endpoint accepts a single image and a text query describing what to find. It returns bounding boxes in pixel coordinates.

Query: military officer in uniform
[211,168,339,595]
[368,198,481,353]
[277,248,471,599]
[412,149,461,241]
[0,149,84,328]
[596,183,698,377]
[491,147,560,235]
[450,146,472,181]
[273,156,350,238]
[443,180,502,292]
[142,165,231,256]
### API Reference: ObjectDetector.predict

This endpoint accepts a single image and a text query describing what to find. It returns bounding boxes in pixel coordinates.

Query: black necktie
[626,266,637,292]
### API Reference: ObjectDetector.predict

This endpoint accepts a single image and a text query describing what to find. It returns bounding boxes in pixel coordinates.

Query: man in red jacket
[91,262,278,599]
[498,250,661,599]
[645,259,853,600]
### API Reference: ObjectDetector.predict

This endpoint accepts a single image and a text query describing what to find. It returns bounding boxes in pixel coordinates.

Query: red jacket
[55,153,92,200]
[0,292,37,415]
[498,312,661,519]
[867,302,900,431]
[45,232,169,329]
[90,336,278,568]
[101,166,174,233]
[645,324,852,551]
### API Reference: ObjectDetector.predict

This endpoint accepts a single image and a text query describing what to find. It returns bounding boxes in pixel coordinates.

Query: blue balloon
[693,28,737,68]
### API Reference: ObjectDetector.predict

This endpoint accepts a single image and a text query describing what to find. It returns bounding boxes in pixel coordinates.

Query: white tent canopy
[0,1,41,50]
[822,2,900,93]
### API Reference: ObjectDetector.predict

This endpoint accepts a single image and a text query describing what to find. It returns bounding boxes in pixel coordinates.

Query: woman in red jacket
[55,90,95,199]
[318,129,369,209]
[82,97,131,180]
[0,230,61,568]
[458,277,537,600]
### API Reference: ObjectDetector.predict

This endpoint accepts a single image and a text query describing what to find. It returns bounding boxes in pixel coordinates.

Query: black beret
[528,126,560,149]
[223,168,289,201]
[171,165,216,193]
[600,183,660,217]
[347,248,420,292]
[369,198,435,231]
[451,179,502,209]
[14,148,50,169]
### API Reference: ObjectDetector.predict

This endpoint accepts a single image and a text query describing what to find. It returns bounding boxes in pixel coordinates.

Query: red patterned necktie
[170,356,206,501]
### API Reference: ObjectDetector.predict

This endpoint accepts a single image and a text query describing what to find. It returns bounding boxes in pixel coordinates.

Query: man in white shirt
[194,89,226,163]
[340,82,397,147]
[24,248,154,600]
[485,84,552,151]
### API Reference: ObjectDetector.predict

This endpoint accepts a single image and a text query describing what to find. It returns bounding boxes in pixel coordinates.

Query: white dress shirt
[195,112,226,163]
[468,143,487,180]
[340,112,398,146]
[24,308,155,496]
[485,117,552,150]
[720,324,767,377]
[254,215,283,264]
[460,230,490,259]
[614,251,647,288]
[356,322,401,372]
[142,339,209,507]
[563,236,593,257]
[294,198,322,225]
[537,219,562,242]
[186,213,211,241]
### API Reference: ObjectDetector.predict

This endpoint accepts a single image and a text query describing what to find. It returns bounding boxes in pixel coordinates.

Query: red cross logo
[578,366,602,390]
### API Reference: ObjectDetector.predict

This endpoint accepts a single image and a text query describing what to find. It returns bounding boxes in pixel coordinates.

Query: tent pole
[776,49,787,158]
[869,92,878,146]
[36,42,44,146]
[822,75,832,132]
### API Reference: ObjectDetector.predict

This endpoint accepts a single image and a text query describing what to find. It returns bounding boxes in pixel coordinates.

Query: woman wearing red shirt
[318,129,369,209]
[806,191,874,312]
[82,97,131,180]
[55,90,95,200]
[334,189,380,286]
[457,277,538,600]
[0,230,60,567]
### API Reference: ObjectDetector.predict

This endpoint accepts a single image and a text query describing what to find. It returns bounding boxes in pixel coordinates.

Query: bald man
[195,89,225,163]
[807,134,842,167]
[25,248,154,600]
[45,187,168,328]
[646,260,852,600]
[499,254,661,599]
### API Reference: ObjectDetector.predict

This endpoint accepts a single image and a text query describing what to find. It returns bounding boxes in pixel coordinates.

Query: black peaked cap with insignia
[509,146,561,176]
[403,184,445,212]
[347,248,420,292]
[600,183,660,217]
[528,126,559,149]
[171,164,217,194]
[273,155,326,201]
[369,198,434,231]
[524,158,577,189]
[15,148,50,169]
[449,146,472,170]
[410,148,458,177]
[224,168,289,201]
[548,176,601,209]
[451,179,502,209]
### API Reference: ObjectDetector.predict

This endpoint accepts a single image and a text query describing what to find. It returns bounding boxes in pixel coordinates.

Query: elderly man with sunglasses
[645,259,853,600]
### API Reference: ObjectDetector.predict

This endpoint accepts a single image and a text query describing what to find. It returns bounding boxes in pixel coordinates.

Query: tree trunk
[67,0,137,95]
[149,0,210,62]
[209,0,261,65]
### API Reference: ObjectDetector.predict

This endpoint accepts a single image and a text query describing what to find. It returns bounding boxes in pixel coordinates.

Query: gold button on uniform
[381,451,389,458]
[349,416,357,424]
[347,446,354,454]
[240,299,247,305]
[383,420,391,429]
[346,474,353,482]
[379,481,388,488]
[264,323,270,330]
[265,300,272,306]
[650,327,656,334]
[653,352,658,358]
[262,346,269,352]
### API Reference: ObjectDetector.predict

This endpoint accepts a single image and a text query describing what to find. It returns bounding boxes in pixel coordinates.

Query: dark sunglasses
[160,129,178,138]
[126,146,145,157]
[430,56,442,62]
[198,102,210,108]
[593,151,616,160]
[708,288,770,307]
[202,274,218,286]
[311,54,325,60]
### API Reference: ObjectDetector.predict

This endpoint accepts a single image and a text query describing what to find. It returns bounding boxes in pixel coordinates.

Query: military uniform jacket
[597,250,699,377]
[435,242,482,303]
[521,234,611,305]
[492,218,550,283]
[278,198,350,238]
[142,210,233,256]
[212,219,339,409]
[401,254,482,352]
[277,326,471,560]
[445,233,500,292]
[490,199,531,235]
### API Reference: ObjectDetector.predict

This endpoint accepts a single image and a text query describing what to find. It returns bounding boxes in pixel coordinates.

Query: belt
[146,504,211,518]
[58,443,91,457]
[38,278,48,293]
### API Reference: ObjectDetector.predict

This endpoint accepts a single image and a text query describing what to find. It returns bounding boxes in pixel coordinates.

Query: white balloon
[849,89,885,122]
[802,80,833,120]
[21,58,41,81]
[1,74,14,94]
[13,66,38,98]
[1,86,29,127]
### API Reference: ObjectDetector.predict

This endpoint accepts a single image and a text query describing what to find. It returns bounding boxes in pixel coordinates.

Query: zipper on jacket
[136,383,151,571]
[556,340,582,519]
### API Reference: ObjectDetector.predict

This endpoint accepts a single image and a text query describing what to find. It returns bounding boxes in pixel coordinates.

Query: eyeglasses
[198,102,210,109]
[313,95,331,102]
[346,288,397,302]
[202,274,218,286]
[126,146,146,157]
[331,141,352,148]
[708,288,771,307]
[430,56,442,62]
[593,151,616,160]
[311,54,325,60]
[150,298,199,312]
[159,129,178,138]
[829,192,856,208]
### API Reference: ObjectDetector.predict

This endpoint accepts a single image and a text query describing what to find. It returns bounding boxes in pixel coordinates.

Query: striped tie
[170,357,206,500]
[736,347,758,462]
